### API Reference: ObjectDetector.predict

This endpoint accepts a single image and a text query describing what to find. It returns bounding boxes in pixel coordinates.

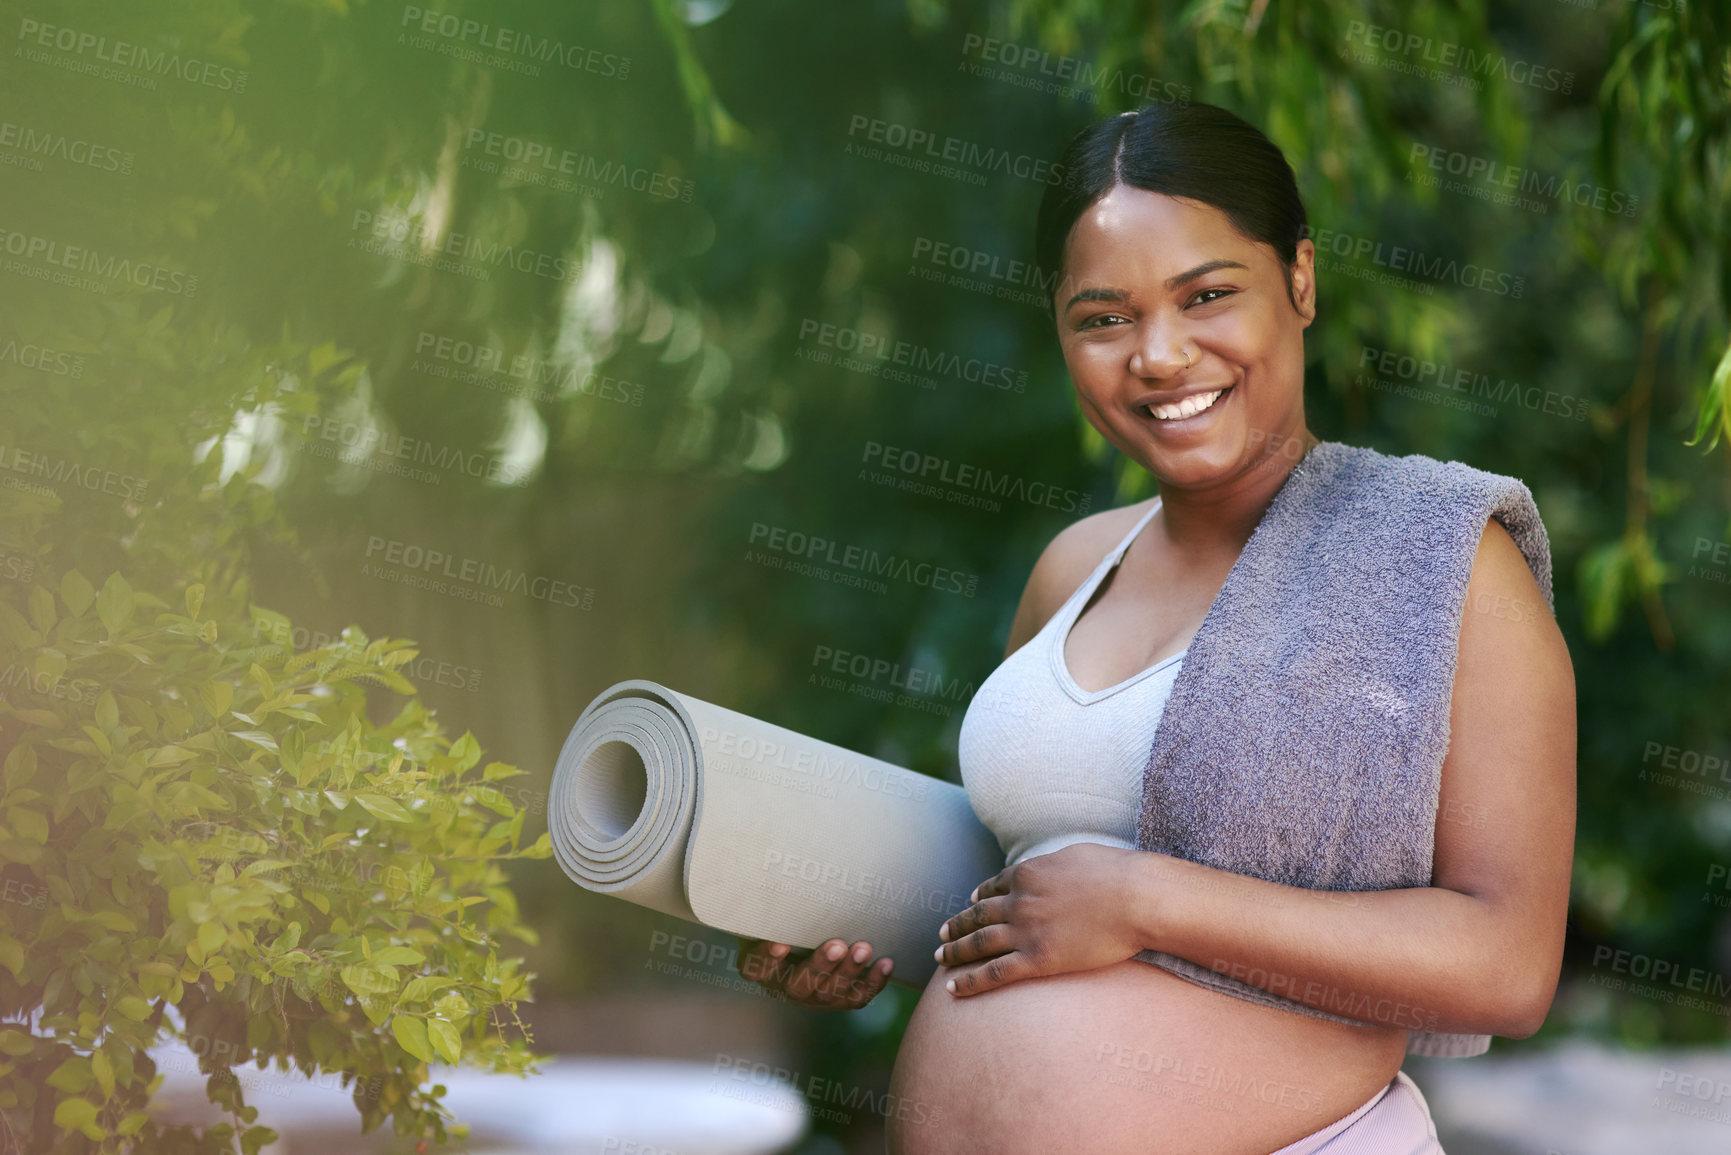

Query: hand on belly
[933,843,1155,997]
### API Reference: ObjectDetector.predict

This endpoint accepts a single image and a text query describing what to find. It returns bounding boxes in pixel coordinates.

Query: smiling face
[1054,184,1317,491]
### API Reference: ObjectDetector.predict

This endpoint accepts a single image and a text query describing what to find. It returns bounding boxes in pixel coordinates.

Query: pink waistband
[1266,1070,1445,1154]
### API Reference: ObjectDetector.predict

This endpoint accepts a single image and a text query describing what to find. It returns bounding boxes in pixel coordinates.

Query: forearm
[1129,849,1548,1037]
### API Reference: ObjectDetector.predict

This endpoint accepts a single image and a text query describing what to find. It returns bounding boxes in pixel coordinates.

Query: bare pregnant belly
[885,957,1409,1155]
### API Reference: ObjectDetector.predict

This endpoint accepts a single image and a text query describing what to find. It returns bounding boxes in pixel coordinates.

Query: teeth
[1146,388,1226,420]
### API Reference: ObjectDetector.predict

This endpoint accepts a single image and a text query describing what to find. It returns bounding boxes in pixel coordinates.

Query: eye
[1188,287,1235,307]
[1077,312,1129,330]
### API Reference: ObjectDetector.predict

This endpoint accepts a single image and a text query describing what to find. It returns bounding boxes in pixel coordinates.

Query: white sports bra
[960,498,1185,866]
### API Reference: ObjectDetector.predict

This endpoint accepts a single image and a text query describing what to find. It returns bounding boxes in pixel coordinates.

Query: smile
[1142,386,1233,421]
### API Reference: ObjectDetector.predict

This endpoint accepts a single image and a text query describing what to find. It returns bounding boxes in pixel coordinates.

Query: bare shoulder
[1462,517,1561,637]
[1001,496,1159,660]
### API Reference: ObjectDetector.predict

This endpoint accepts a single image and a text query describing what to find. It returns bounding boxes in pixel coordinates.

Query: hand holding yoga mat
[548,679,1004,987]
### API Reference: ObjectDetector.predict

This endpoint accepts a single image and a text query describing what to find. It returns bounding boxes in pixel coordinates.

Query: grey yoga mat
[548,679,1005,988]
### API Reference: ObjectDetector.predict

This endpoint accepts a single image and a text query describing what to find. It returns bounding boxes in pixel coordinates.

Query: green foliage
[0,309,550,1151]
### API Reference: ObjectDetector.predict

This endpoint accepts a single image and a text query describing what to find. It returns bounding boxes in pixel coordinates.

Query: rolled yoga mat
[548,679,1005,988]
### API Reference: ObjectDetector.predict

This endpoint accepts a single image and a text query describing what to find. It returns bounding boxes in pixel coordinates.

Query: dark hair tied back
[1035,101,1309,320]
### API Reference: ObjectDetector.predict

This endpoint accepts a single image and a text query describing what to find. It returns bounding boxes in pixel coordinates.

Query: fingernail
[969,887,978,902]
[945,978,956,993]
[879,958,894,973]
[932,945,943,962]
[938,923,949,942]
[769,943,788,957]
[852,943,869,963]
[825,941,845,960]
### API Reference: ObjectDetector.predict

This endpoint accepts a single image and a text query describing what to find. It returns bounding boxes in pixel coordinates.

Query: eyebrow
[1062,258,1250,313]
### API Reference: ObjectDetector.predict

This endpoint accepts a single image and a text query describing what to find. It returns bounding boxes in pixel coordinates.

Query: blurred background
[2,0,1730,1151]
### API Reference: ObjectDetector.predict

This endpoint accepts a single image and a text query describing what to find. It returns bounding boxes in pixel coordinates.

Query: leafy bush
[0,317,550,1152]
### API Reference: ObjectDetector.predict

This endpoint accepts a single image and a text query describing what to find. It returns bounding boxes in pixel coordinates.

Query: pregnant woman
[737,101,1575,1154]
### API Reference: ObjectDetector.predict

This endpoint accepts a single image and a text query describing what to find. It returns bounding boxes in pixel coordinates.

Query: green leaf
[96,572,135,636]
[115,996,151,1021]
[371,946,425,966]
[2,744,37,789]
[0,1029,33,1056]
[0,937,25,979]
[230,730,280,752]
[53,1096,98,1130]
[481,761,524,782]
[340,962,399,996]
[241,1124,279,1155]
[59,570,95,617]
[7,808,47,844]
[199,680,234,719]
[400,975,457,1003]
[95,691,120,732]
[198,921,227,955]
[355,794,412,823]
[448,732,481,771]
[427,1018,462,1064]
[27,584,56,634]
[391,1014,434,1063]
[185,582,205,619]
[47,1057,92,1094]
[91,1050,114,1099]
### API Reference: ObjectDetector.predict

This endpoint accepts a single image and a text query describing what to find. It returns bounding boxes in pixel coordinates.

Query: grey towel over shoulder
[1131,439,1555,1059]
